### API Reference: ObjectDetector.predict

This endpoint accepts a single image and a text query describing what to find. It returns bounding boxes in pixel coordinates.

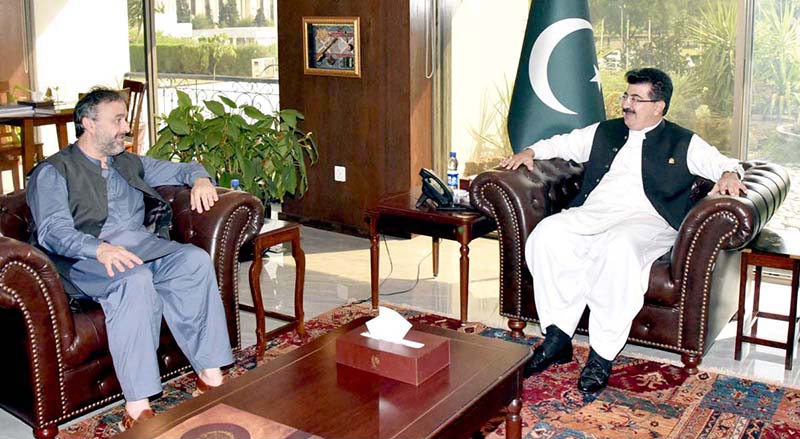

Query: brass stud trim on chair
[0,260,68,425]
[477,183,522,317]
[673,211,737,353]
[217,204,260,350]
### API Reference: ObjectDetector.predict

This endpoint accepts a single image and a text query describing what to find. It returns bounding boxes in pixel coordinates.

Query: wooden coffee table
[366,188,496,323]
[118,317,531,439]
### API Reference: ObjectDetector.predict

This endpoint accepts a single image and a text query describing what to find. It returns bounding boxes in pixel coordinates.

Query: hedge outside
[129,42,277,77]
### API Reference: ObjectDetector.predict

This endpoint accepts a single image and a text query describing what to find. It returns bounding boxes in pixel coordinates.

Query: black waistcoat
[567,118,696,230]
[41,144,172,239]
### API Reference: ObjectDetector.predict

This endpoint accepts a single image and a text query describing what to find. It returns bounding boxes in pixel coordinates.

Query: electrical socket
[334,165,346,182]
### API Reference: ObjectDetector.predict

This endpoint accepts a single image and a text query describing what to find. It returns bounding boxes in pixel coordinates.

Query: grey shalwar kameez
[27,148,233,401]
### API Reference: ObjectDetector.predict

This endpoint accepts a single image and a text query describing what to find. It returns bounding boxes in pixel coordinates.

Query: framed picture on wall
[302,16,361,78]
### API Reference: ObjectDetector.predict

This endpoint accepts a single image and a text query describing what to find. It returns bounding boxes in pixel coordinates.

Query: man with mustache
[500,68,746,393]
[26,88,232,429]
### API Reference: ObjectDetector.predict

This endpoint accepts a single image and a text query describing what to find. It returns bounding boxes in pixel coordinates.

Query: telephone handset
[416,168,470,211]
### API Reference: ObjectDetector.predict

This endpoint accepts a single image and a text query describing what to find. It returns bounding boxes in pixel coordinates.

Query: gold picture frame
[302,16,361,78]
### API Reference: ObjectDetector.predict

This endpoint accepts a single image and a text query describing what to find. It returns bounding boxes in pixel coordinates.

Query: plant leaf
[243,105,268,121]
[279,109,298,128]
[283,165,297,195]
[167,114,191,135]
[205,100,226,117]
[177,135,194,152]
[227,123,240,142]
[219,95,237,108]
[177,90,192,108]
[205,130,223,148]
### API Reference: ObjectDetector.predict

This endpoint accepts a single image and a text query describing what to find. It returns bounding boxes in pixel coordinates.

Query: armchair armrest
[469,159,584,316]
[668,161,789,352]
[156,186,265,349]
[470,158,584,237]
[672,161,791,280]
[0,236,81,423]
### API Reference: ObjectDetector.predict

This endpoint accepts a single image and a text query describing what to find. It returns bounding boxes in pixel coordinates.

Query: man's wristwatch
[723,166,745,180]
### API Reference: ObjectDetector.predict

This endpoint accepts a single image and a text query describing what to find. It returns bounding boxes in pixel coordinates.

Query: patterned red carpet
[59,303,800,439]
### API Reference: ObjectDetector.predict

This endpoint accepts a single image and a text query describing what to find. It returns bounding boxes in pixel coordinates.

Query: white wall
[33,0,131,153]
[451,0,528,170]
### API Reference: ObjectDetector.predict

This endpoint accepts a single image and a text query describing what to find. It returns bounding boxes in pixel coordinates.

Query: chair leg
[507,319,527,338]
[681,353,700,374]
[33,425,59,439]
[11,159,21,191]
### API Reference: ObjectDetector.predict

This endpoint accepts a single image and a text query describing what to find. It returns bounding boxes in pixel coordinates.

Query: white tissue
[362,306,424,349]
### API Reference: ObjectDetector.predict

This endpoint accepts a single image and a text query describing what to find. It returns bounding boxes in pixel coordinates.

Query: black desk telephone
[416,168,472,211]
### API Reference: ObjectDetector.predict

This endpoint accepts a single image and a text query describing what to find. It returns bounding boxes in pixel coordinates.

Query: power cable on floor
[353,234,432,304]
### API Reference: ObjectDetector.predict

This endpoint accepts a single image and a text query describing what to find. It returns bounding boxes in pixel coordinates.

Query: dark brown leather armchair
[0,186,263,439]
[470,160,790,372]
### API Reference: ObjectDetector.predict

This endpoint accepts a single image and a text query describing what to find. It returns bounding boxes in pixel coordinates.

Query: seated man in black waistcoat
[500,68,747,393]
[26,88,232,430]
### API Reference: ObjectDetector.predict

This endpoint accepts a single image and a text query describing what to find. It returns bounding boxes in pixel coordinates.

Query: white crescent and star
[529,18,601,115]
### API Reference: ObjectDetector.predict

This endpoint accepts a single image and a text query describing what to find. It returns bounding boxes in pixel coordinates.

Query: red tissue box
[336,325,450,386]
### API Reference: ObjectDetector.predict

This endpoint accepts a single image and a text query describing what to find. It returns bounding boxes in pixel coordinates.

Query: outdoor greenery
[176,0,191,23]
[148,91,318,203]
[199,34,236,77]
[254,8,268,27]
[466,77,513,175]
[218,0,240,28]
[129,39,277,77]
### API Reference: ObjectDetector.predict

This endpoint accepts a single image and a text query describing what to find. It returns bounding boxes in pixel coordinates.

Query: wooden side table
[242,221,306,356]
[366,188,496,323]
[735,227,800,370]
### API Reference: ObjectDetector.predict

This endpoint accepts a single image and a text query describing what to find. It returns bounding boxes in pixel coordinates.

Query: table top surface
[370,187,492,227]
[746,227,800,259]
[0,105,73,124]
[118,317,531,439]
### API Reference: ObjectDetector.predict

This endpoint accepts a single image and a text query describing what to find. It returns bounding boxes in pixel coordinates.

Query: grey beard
[100,140,126,156]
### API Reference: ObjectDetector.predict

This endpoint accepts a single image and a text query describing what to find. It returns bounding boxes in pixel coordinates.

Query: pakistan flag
[507,0,606,153]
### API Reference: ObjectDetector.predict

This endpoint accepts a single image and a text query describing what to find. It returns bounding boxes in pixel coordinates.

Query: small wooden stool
[242,221,306,356]
[735,227,800,370]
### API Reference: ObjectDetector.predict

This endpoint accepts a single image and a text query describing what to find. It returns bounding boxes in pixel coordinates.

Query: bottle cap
[449,151,456,157]
[231,179,240,188]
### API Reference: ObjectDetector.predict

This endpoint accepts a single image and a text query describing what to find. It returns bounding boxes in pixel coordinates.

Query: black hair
[625,68,673,115]
[73,87,126,138]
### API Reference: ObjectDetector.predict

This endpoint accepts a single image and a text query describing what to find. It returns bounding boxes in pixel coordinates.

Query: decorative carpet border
[57,302,800,439]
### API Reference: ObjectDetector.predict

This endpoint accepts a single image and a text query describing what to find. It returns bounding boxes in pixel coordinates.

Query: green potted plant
[148,90,318,205]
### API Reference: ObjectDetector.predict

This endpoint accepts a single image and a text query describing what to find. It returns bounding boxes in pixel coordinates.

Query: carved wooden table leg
[432,237,440,277]
[367,211,380,309]
[291,229,306,337]
[248,235,269,357]
[506,397,522,439]
[244,223,306,357]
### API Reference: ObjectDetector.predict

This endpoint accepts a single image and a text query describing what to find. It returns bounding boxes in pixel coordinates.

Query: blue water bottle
[447,151,459,191]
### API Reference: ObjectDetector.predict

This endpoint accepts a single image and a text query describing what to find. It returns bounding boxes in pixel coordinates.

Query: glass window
[745,0,799,232]
[151,0,280,152]
[592,0,738,157]
[29,0,141,155]
[449,0,741,175]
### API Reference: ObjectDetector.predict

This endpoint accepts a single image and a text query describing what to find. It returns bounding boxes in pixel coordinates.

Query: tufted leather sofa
[0,186,263,439]
[470,160,790,372]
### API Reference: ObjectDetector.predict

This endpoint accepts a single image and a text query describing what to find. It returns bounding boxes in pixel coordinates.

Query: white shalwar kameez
[524,119,740,361]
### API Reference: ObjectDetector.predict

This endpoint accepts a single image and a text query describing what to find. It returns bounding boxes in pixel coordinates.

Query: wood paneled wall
[278,0,432,234]
[0,0,30,93]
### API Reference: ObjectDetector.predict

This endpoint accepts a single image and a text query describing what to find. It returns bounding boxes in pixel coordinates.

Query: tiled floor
[2,225,799,438]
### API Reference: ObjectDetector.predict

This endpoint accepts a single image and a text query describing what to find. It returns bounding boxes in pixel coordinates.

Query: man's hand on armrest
[190,177,219,213]
[500,148,535,171]
[709,171,748,197]
[96,242,143,277]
